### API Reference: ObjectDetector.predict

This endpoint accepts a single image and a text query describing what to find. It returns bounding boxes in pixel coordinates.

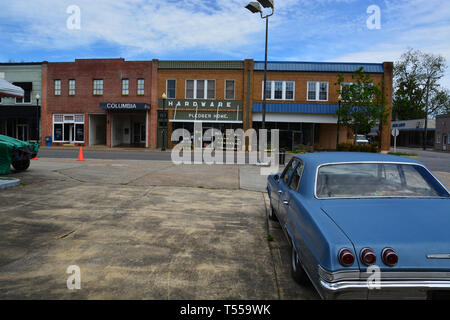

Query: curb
[0,179,21,190]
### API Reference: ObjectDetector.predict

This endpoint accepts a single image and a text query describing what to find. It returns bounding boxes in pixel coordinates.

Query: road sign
[392,128,400,153]
[392,128,400,137]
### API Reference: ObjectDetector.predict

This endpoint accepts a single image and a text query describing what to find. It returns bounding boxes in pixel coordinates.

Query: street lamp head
[338,94,342,102]
[245,2,262,13]
[35,94,40,101]
[257,0,274,9]
[161,92,167,99]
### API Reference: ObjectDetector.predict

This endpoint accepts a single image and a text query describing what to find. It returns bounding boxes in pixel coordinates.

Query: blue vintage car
[267,152,450,300]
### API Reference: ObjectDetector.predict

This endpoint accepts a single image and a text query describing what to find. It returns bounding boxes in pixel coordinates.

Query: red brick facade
[40,58,393,151]
[42,59,157,148]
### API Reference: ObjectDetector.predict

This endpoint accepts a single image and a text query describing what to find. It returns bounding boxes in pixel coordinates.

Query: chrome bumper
[319,279,450,300]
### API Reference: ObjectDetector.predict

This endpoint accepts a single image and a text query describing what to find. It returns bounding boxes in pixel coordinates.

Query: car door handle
[283,200,289,206]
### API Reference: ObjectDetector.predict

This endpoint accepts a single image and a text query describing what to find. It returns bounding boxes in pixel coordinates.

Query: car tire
[12,159,30,172]
[291,245,309,285]
[268,203,279,222]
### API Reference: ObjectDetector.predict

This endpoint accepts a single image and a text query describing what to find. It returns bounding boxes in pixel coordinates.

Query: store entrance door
[133,123,146,144]
[16,124,29,141]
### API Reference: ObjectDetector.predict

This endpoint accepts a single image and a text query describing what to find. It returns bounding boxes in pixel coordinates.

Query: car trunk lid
[321,198,450,271]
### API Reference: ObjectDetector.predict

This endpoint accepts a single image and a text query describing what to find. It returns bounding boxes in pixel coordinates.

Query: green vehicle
[0,135,39,175]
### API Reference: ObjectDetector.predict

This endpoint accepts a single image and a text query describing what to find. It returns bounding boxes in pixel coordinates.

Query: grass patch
[267,234,274,242]
[20,181,28,186]
[388,152,418,157]
[197,186,205,189]
[0,177,15,180]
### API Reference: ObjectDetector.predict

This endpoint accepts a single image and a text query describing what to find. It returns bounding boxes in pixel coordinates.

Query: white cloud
[0,0,264,56]
[0,0,449,89]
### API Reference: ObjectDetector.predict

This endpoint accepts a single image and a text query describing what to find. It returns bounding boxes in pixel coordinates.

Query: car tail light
[338,248,355,267]
[360,248,377,266]
[382,248,398,267]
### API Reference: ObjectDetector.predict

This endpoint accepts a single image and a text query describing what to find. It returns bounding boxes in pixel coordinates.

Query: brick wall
[42,58,156,147]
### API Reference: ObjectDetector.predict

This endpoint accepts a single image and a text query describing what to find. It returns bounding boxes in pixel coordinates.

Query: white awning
[0,78,24,98]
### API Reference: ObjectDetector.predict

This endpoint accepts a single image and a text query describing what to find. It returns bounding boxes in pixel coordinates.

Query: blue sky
[1,0,449,88]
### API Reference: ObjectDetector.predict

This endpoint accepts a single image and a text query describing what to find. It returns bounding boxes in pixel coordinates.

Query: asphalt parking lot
[0,158,318,299]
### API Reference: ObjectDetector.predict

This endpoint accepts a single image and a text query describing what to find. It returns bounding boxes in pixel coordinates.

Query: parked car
[267,152,450,299]
[355,134,369,144]
[0,134,39,174]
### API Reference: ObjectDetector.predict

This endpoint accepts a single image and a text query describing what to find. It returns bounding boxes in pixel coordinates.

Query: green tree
[336,67,388,144]
[429,88,450,117]
[393,49,447,149]
[393,49,425,120]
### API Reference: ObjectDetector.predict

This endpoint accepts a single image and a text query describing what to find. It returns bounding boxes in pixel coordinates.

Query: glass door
[16,124,29,141]
[133,123,145,144]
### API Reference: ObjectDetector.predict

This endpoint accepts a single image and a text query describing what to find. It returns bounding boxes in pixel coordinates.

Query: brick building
[156,60,253,149]
[251,61,393,151]
[41,59,158,148]
[436,114,450,151]
[157,60,393,151]
[39,58,393,151]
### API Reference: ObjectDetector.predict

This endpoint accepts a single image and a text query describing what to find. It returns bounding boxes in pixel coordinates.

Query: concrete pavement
[0,158,317,299]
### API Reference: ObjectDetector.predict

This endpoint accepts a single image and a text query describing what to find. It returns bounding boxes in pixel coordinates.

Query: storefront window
[122,79,129,95]
[307,81,328,101]
[53,114,84,143]
[69,80,76,95]
[75,124,84,142]
[53,80,61,96]
[286,82,294,100]
[14,82,32,103]
[166,79,176,98]
[264,81,295,100]
[186,80,194,99]
[225,80,235,100]
[93,79,103,95]
[196,80,205,99]
[186,80,216,99]
[54,124,63,141]
[274,81,283,99]
[207,80,215,99]
[137,79,145,95]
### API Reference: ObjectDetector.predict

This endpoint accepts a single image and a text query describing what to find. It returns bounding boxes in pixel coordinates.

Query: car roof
[293,152,423,167]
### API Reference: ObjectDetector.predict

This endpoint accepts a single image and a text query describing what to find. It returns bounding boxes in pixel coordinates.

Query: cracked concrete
[0,158,318,299]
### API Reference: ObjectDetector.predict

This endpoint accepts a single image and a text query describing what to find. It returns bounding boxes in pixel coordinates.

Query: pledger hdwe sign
[100,102,150,110]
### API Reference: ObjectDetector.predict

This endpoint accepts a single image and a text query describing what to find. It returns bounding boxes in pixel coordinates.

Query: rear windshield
[316,163,450,199]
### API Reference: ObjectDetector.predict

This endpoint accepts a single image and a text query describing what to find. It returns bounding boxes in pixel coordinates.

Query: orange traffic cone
[77,147,84,161]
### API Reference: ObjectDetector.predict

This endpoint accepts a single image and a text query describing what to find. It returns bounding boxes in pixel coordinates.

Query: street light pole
[262,16,269,130]
[245,0,274,130]
[35,94,40,144]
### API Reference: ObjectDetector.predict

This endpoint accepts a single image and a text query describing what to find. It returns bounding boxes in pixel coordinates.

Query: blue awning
[253,103,338,114]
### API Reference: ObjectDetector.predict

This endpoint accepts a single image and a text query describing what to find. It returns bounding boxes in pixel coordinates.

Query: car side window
[289,161,304,191]
[281,159,297,185]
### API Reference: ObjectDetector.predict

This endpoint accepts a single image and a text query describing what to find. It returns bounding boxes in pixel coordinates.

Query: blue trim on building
[253,103,338,114]
[254,61,384,73]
